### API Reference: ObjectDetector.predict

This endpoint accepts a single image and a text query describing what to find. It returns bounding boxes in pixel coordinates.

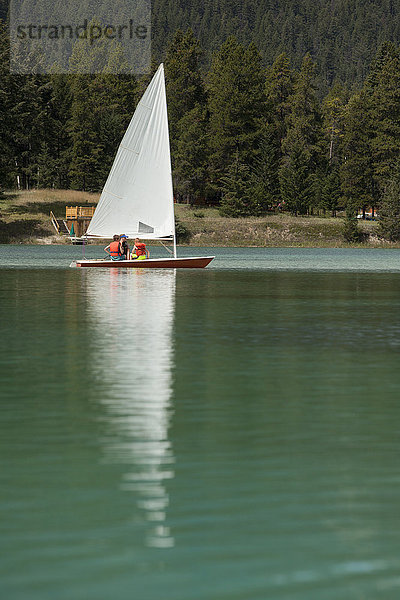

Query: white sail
[85,64,175,240]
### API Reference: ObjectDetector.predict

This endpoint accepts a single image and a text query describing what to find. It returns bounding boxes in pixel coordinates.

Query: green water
[2,246,400,599]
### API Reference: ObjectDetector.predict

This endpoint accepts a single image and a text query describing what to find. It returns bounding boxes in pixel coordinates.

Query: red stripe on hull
[74,256,214,269]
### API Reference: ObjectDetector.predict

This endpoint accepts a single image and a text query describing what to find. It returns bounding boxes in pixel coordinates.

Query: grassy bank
[176,205,384,247]
[0,188,394,247]
[0,189,99,243]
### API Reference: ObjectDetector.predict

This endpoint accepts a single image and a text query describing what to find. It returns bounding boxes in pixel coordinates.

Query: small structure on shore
[50,205,96,242]
[65,206,96,236]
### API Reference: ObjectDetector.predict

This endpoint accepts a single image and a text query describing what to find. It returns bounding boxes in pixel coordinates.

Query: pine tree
[10,73,50,189]
[0,22,11,193]
[322,83,348,167]
[342,211,365,243]
[265,52,295,156]
[280,54,323,214]
[165,29,205,141]
[219,153,252,217]
[68,30,137,190]
[283,54,322,160]
[368,44,400,187]
[340,91,376,215]
[250,128,280,214]
[319,165,342,216]
[378,163,400,241]
[208,37,265,198]
[49,74,73,189]
[279,139,314,215]
[164,29,208,202]
[316,83,349,215]
[68,74,102,190]
[364,41,399,91]
[173,104,210,204]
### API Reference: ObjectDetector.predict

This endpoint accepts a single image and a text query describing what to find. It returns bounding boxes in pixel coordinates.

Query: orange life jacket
[109,241,121,257]
[135,242,146,256]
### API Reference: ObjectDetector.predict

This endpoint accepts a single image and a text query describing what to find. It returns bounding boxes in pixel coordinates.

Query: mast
[164,67,177,259]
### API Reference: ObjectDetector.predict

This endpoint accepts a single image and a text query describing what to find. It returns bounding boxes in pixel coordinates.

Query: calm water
[1,246,400,599]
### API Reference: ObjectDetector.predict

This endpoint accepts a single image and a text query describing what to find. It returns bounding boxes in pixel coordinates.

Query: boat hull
[72,256,214,269]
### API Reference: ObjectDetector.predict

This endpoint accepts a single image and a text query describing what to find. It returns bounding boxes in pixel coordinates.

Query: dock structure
[50,211,70,235]
[51,206,96,241]
[65,206,96,237]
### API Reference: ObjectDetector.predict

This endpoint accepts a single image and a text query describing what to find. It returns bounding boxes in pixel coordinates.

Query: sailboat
[72,64,214,269]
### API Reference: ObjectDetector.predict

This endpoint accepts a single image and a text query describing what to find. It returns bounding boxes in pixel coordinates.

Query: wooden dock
[51,206,96,239]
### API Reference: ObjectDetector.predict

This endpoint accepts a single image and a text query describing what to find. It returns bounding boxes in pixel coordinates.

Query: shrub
[342,213,367,243]
[175,215,191,242]
[378,172,400,241]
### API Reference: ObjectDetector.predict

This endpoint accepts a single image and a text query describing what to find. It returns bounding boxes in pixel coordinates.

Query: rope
[159,240,173,255]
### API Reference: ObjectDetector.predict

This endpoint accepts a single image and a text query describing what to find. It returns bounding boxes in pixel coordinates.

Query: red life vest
[135,242,146,256]
[109,241,121,257]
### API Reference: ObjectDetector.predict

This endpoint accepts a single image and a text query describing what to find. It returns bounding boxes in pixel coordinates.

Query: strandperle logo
[10,0,151,74]
[16,20,148,46]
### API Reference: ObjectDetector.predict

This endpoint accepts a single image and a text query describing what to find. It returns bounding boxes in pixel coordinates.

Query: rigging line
[159,239,174,255]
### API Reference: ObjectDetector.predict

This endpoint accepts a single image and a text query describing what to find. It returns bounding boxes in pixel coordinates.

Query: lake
[1,245,400,599]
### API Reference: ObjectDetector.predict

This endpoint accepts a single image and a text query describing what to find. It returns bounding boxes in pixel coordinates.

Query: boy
[132,237,149,260]
[119,234,130,260]
[104,235,125,260]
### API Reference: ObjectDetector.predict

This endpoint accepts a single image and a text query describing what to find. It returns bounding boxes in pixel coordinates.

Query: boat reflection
[84,268,176,548]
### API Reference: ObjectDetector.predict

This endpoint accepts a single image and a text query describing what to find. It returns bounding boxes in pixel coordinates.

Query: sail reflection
[84,268,176,548]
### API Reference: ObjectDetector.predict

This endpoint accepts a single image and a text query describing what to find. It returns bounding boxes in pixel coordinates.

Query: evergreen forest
[2,1,400,234]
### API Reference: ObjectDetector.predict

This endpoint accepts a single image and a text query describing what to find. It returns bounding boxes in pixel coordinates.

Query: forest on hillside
[2,1,400,240]
[152,0,400,90]
[0,0,400,86]
[2,0,400,87]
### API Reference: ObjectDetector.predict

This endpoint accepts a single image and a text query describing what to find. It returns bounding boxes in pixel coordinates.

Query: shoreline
[1,189,399,249]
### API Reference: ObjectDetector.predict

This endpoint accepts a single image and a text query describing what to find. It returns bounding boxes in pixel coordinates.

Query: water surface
[2,244,400,271]
[1,246,400,599]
